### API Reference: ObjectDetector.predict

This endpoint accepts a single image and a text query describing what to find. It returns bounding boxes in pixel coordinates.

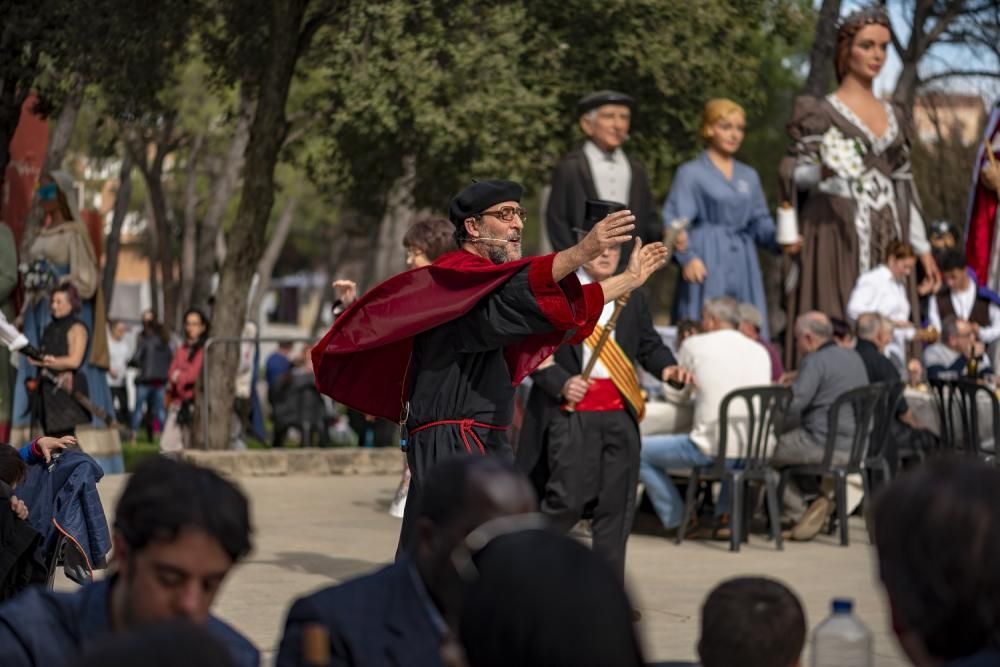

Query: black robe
[546,145,661,253]
[398,266,598,554]
[515,287,675,578]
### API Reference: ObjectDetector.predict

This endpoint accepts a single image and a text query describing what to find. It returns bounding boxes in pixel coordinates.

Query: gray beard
[484,244,509,265]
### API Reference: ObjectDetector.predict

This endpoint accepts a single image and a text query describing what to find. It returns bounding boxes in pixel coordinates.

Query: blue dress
[665,152,778,336]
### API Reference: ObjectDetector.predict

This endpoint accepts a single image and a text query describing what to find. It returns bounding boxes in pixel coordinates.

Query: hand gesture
[9,496,28,521]
[577,210,636,261]
[781,236,804,256]
[36,434,75,462]
[671,229,689,255]
[332,279,358,307]
[626,239,670,289]
[662,365,694,386]
[681,258,707,284]
[561,375,591,403]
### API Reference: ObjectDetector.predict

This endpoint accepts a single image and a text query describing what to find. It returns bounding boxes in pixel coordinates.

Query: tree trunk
[19,77,85,256]
[101,151,134,317]
[892,63,922,112]
[801,0,841,97]
[146,174,179,332]
[247,196,297,323]
[189,90,254,313]
[202,0,313,450]
[180,133,205,315]
[144,198,161,321]
[372,156,416,284]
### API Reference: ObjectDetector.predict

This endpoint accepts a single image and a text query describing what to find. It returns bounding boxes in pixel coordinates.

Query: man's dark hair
[417,456,522,527]
[938,248,968,274]
[69,620,235,667]
[0,444,28,487]
[874,457,1000,661]
[460,529,644,667]
[403,217,457,262]
[698,577,806,667]
[114,457,252,561]
[830,316,853,341]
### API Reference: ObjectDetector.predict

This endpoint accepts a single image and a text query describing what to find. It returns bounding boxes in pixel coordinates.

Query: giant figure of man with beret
[547,91,662,257]
[313,180,670,554]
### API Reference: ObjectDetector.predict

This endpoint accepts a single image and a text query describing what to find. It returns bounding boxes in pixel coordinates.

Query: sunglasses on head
[36,183,58,202]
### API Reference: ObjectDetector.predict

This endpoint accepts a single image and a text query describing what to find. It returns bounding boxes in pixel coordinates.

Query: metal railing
[200,335,317,448]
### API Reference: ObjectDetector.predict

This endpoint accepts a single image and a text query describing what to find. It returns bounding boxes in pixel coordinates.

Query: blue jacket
[277,558,445,667]
[13,449,110,582]
[0,576,259,667]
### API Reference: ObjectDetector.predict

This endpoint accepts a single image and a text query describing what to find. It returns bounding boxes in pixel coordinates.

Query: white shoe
[389,486,408,519]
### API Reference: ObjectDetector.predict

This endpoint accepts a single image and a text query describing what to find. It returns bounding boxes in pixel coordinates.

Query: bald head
[857,312,892,352]
[794,311,833,355]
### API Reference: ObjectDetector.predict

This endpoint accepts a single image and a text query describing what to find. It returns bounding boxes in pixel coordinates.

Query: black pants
[396,423,513,560]
[110,387,130,426]
[539,410,640,582]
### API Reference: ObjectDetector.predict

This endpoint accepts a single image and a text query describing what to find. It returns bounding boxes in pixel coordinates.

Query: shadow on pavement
[257,551,383,582]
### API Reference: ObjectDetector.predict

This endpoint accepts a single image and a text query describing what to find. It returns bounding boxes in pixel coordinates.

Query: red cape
[966,100,1000,285]
[312,250,603,421]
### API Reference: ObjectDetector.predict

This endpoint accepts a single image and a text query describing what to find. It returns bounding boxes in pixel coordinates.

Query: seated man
[738,303,783,382]
[874,458,1000,666]
[924,316,992,380]
[927,248,1000,346]
[276,456,537,667]
[639,297,771,532]
[698,577,806,667]
[855,313,936,466]
[0,457,258,667]
[773,312,868,541]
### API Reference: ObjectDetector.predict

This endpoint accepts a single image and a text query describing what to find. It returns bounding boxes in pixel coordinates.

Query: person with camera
[160,309,209,453]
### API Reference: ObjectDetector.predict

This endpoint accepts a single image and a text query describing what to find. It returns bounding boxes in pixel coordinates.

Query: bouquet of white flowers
[820,127,866,192]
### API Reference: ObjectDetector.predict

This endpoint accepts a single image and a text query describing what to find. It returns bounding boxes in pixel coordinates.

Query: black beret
[449,180,523,227]
[577,90,635,116]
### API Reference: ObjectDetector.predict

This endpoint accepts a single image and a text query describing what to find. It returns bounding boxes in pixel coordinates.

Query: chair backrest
[928,377,957,450]
[824,383,885,468]
[868,380,904,461]
[952,379,1000,458]
[716,385,793,469]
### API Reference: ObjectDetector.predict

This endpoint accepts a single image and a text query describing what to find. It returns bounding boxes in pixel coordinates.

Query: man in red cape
[313,180,669,552]
[966,96,1000,290]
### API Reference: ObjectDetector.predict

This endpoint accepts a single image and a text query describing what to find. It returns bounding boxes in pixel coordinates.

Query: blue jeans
[131,383,166,435]
[639,434,714,529]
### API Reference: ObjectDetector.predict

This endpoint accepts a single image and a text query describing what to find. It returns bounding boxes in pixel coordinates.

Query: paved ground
[74,474,907,666]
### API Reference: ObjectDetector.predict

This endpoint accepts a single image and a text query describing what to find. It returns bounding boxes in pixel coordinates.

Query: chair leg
[836,472,849,547]
[765,472,784,551]
[729,473,743,553]
[675,471,700,546]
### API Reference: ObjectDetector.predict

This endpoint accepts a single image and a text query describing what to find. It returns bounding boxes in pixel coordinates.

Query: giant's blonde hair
[700,98,745,141]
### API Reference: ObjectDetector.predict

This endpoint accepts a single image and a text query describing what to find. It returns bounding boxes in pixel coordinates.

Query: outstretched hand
[36,435,75,462]
[577,210,636,261]
[626,239,670,288]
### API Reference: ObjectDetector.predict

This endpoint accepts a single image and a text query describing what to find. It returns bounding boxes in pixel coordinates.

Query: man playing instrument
[312,180,670,555]
[516,211,688,582]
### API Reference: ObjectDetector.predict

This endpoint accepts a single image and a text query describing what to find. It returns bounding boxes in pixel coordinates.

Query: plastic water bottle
[811,598,873,667]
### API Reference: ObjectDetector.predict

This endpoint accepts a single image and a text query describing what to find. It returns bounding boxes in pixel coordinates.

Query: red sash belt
[409,419,509,455]
[571,378,625,412]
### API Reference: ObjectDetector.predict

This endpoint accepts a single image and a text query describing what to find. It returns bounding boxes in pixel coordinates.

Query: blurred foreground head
[874,457,1000,665]
[112,457,252,627]
[456,529,644,667]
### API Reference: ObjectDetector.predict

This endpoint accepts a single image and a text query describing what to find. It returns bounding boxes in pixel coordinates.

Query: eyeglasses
[478,206,527,223]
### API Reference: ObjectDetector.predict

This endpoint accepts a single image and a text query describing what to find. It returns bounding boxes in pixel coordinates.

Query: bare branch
[920,69,1000,85]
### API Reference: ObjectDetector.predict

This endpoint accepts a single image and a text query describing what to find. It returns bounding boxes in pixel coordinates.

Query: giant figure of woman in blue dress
[665,99,797,337]
[12,171,122,473]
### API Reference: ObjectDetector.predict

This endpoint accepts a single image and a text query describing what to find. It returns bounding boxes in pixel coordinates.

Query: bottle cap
[832,598,854,613]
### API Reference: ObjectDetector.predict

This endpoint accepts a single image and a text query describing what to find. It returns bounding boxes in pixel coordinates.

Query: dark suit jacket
[546,145,660,252]
[515,288,676,474]
[277,559,445,667]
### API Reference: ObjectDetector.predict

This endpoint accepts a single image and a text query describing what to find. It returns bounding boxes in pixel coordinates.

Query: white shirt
[107,335,131,388]
[927,278,1000,344]
[673,329,772,457]
[577,268,615,379]
[846,265,914,361]
[583,140,631,206]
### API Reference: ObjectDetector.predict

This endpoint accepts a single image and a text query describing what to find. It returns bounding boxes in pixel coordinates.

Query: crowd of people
[2,4,1000,666]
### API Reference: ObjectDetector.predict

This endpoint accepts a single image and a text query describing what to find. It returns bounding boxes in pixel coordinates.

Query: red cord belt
[409,419,509,455]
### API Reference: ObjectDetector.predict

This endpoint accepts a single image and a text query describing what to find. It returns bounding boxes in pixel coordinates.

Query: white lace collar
[826,94,898,154]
